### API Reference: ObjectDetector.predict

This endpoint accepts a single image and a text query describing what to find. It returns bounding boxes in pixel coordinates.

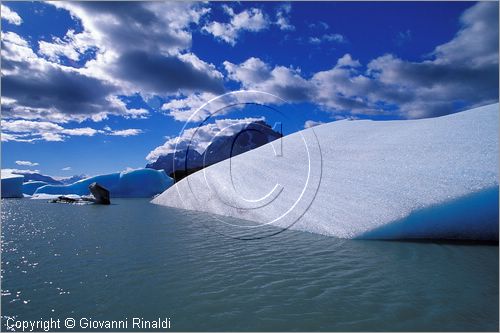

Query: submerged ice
[152,103,499,240]
[35,168,173,198]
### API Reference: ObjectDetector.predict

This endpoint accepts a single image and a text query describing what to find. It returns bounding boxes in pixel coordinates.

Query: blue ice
[23,181,49,195]
[35,169,173,198]
[1,173,24,198]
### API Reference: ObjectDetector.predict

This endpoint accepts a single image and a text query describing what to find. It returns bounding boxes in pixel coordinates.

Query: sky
[1,1,498,177]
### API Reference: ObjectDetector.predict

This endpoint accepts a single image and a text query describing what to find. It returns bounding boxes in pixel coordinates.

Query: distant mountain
[146,121,282,181]
[12,171,62,185]
[203,121,282,166]
[10,171,88,185]
[146,149,204,179]
[59,174,88,185]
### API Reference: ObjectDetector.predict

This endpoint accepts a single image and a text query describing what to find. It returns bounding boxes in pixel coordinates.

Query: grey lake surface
[1,198,498,331]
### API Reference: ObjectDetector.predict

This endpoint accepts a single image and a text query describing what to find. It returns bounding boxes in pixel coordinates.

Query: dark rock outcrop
[88,182,111,205]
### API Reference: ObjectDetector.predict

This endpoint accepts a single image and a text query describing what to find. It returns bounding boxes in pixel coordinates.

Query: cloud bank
[1,1,497,152]
[221,2,498,119]
[1,2,223,141]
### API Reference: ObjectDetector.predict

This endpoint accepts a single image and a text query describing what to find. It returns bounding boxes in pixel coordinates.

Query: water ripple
[1,198,498,331]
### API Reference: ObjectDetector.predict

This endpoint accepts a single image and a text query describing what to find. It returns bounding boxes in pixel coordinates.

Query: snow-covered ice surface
[1,171,24,198]
[152,103,499,240]
[23,181,49,195]
[35,169,174,198]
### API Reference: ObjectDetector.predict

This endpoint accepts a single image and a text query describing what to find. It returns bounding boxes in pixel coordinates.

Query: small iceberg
[31,193,82,200]
[152,103,499,241]
[35,168,173,198]
[47,182,111,205]
[1,171,24,198]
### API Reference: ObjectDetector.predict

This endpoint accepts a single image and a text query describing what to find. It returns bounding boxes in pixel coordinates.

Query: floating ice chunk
[1,171,24,198]
[35,168,173,198]
[23,181,49,195]
[152,103,499,240]
[31,193,82,200]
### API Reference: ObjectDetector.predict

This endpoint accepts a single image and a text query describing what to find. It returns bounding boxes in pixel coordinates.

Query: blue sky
[1,1,498,177]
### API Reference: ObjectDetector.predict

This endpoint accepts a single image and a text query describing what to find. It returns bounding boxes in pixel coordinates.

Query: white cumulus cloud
[2,2,223,127]
[223,3,498,119]
[203,5,269,46]
[15,160,39,167]
[1,120,144,142]
[309,33,345,45]
[304,120,325,129]
[1,5,22,25]
[275,4,294,31]
[107,129,143,137]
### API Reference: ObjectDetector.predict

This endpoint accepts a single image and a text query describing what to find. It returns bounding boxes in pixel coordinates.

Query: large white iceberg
[35,168,173,198]
[152,103,499,240]
[1,171,24,198]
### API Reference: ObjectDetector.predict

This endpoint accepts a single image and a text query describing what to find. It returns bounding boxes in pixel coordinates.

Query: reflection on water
[2,198,498,331]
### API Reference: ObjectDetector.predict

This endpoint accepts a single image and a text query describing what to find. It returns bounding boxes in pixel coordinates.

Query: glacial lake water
[2,198,498,331]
